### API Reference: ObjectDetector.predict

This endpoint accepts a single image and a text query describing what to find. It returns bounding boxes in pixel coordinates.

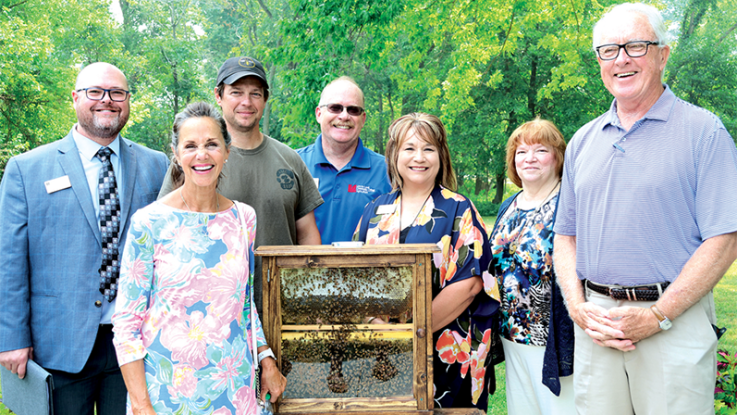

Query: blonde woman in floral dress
[112,102,285,415]
[353,113,501,411]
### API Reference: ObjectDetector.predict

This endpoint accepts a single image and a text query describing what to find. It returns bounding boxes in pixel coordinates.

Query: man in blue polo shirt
[553,3,737,415]
[297,77,391,244]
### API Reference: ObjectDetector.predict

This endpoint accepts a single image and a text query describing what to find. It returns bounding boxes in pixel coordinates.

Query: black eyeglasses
[595,41,660,61]
[76,88,131,102]
[320,103,365,116]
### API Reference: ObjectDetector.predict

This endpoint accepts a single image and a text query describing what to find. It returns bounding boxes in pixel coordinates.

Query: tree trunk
[528,57,537,116]
[669,0,713,86]
[387,84,395,125]
[494,109,517,204]
[375,91,384,153]
[493,173,505,203]
[263,64,276,136]
[474,175,489,196]
[172,65,179,116]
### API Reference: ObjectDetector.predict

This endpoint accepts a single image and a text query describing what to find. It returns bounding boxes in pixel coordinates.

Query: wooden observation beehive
[257,244,482,415]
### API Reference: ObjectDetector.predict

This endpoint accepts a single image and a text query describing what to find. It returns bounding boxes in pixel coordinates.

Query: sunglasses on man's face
[320,103,365,116]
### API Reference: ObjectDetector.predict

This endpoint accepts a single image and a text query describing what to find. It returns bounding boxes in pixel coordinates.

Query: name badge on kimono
[375,204,397,215]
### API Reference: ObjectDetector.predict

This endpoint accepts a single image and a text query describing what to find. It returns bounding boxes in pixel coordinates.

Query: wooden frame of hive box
[256,244,484,415]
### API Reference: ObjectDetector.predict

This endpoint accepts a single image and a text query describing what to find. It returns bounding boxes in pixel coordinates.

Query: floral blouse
[112,201,266,415]
[489,194,558,345]
[353,185,500,410]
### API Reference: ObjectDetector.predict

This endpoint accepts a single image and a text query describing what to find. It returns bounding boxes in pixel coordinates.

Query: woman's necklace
[399,191,432,230]
[180,188,219,213]
[508,181,560,254]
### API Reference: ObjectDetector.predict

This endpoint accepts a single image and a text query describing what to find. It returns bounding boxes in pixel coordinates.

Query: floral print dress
[353,185,500,410]
[112,201,266,415]
[489,194,558,346]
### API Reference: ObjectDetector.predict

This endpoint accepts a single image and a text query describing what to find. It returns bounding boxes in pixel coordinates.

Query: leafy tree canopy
[1,0,735,199]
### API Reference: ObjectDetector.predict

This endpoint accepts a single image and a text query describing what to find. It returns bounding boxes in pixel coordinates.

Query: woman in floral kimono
[112,102,285,415]
[353,112,500,410]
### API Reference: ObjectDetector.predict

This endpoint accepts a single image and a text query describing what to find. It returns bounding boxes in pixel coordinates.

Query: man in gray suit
[0,62,168,414]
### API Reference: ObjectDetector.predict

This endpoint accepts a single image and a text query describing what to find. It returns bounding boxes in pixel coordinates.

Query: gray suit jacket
[0,130,168,373]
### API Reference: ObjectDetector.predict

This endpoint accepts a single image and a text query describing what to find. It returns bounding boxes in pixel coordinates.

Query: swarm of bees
[372,341,398,382]
[279,266,415,398]
[280,267,413,324]
[281,333,413,398]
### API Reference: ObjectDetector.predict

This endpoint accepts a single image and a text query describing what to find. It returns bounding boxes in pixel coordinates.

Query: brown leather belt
[584,279,670,302]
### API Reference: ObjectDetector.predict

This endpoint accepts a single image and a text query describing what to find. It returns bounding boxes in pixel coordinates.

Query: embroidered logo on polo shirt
[347,184,375,194]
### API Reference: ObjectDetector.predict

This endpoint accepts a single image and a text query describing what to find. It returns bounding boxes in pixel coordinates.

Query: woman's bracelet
[258,348,275,363]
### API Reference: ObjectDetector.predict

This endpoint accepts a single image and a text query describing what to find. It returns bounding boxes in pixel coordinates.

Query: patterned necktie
[96,147,121,302]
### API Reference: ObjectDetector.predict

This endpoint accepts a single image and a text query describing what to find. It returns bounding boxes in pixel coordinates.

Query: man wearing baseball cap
[158,56,323,314]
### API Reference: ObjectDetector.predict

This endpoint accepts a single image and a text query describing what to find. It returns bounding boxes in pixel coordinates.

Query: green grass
[715,261,737,353]
[1,262,735,414]
[0,379,8,415]
[488,363,508,414]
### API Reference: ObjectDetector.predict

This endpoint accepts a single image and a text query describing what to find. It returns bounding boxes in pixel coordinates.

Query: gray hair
[169,102,231,188]
[592,3,669,49]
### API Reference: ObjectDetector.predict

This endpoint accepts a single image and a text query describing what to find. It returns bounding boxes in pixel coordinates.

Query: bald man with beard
[0,62,168,414]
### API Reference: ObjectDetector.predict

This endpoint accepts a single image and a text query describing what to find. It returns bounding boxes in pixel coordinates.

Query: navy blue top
[492,192,574,396]
[354,185,499,410]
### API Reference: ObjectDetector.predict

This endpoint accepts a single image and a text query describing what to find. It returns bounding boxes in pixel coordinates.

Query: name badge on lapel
[44,176,72,194]
[376,204,397,215]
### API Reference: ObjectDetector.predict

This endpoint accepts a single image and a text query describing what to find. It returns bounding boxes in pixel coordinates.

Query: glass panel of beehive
[280,266,415,398]
[280,267,413,324]
[281,331,413,398]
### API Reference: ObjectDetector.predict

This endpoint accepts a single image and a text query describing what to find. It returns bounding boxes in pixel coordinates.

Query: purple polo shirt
[554,85,737,286]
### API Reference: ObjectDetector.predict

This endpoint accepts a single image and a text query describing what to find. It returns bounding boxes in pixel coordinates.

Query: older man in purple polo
[553,3,737,414]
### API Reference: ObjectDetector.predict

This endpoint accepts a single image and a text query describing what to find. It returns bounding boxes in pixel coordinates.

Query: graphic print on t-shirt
[276,169,295,190]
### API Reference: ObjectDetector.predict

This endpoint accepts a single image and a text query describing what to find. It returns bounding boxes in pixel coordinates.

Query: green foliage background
[1,1,736,411]
[2,0,736,203]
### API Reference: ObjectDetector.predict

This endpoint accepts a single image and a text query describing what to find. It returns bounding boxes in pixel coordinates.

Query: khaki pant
[573,288,718,415]
[501,338,575,415]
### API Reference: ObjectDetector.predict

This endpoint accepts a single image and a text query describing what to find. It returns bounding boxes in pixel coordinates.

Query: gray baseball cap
[216,57,268,89]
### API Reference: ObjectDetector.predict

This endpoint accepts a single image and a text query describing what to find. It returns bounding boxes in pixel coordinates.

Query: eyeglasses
[595,41,660,61]
[76,88,131,102]
[320,103,365,116]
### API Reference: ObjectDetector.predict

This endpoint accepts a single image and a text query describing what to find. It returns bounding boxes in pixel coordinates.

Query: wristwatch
[650,305,672,330]
[258,348,276,363]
